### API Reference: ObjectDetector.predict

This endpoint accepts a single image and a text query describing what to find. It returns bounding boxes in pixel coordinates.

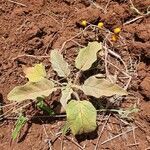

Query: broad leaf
[75,41,102,71]
[66,100,97,135]
[82,75,128,98]
[7,79,55,102]
[50,49,70,77]
[23,63,46,82]
[60,86,73,109]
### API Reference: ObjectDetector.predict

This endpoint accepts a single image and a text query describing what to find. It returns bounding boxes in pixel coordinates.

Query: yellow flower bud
[81,20,87,27]
[111,34,118,42]
[114,27,121,34]
[98,22,104,28]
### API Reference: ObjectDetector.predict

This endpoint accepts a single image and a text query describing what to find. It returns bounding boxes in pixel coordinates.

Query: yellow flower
[81,20,87,27]
[98,22,104,28]
[114,27,121,34]
[111,34,118,42]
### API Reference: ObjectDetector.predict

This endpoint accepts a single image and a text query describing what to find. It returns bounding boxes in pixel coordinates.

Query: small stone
[140,77,150,99]
[28,37,43,49]
[137,62,146,71]
[0,77,5,84]
[26,25,43,40]
[25,48,35,55]
[146,136,150,143]
[11,8,27,16]
[138,70,147,79]
[0,133,4,139]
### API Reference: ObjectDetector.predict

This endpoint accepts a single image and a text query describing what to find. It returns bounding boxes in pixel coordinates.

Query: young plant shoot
[8,41,128,136]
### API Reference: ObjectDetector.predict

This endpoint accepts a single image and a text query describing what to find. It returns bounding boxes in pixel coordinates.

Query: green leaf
[61,122,70,136]
[23,63,46,82]
[82,75,128,98]
[66,100,97,135]
[12,114,27,140]
[50,49,70,77]
[75,41,102,71]
[117,104,139,119]
[37,97,55,115]
[7,79,55,102]
[60,85,73,109]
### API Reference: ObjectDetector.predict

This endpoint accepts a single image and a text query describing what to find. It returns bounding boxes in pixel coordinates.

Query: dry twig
[124,0,150,25]
[39,118,52,150]
[101,127,138,145]
[12,54,50,61]
[94,114,111,150]
[64,136,84,150]
[8,0,27,7]
[87,0,105,12]
[59,25,91,52]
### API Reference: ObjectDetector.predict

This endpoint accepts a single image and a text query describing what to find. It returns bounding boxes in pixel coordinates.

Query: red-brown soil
[0,0,150,150]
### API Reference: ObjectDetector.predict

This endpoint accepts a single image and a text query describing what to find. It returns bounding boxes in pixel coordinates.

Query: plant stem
[74,70,81,85]
[97,108,119,113]
[72,91,80,101]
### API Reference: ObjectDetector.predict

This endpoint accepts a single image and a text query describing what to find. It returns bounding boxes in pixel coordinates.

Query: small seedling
[117,104,139,120]
[12,113,27,140]
[61,122,70,135]
[100,104,139,120]
[37,97,55,115]
[8,41,128,136]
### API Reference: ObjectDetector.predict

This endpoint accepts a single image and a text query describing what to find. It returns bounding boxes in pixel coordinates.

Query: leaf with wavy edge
[7,79,55,102]
[50,49,70,77]
[75,42,102,71]
[23,63,46,82]
[66,100,97,135]
[60,85,73,109]
[82,75,128,98]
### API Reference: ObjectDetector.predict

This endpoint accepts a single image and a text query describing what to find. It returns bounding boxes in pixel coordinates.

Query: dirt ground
[0,0,150,150]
